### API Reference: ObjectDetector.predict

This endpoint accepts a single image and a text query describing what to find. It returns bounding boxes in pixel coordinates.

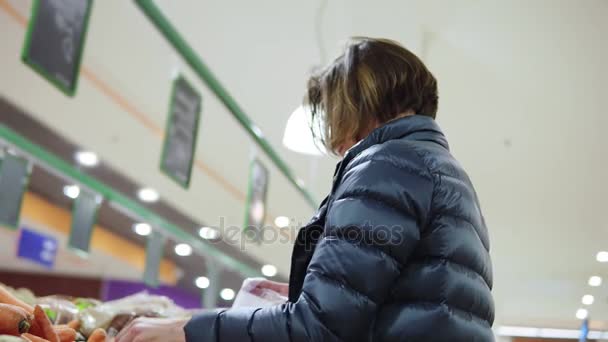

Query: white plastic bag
[78,292,188,336]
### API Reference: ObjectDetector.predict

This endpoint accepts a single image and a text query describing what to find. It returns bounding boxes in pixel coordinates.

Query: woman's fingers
[114,320,139,342]
[114,318,186,342]
[255,280,289,296]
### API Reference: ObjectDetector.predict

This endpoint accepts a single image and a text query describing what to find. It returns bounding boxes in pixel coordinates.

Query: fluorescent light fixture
[195,276,210,289]
[174,243,192,256]
[261,264,278,277]
[283,105,326,156]
[63,185,80,199]
[497,325,607,339]
[582,294,594,305]
[576,308,588,320]
[133,223,152,236]
[274,216,290,228]
[596,251,608,262]
[220,288,235,301]
[589,276,602,287]
[199,227,220,240]
[138,187,160,203]
[75,151,99,167]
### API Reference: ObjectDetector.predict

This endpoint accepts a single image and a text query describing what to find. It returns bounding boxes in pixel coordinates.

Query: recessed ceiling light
[274,216,290,228]
[597,251,608,262]
[576,308,588,320]
[220,288,235,301]
[195,276,210,289]
[199,227,220,240]
[138,187,160,203]
[74,151,99,167]
[589,276,602,287]
[582,294,594,305]
[174,243,192,256]
[63,185,80,199]
[133,223,152,236]
[261,264,278,277]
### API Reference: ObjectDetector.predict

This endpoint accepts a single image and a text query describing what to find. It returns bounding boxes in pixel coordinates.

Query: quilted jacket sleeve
[184,149,434,342]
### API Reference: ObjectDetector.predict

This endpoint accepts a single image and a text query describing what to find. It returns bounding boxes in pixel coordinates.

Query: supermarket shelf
[0,124,259,277]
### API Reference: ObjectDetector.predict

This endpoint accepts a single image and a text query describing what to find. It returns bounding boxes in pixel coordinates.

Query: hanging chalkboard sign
[22,0,94,96]
[160,76,202,188]
[244,159,269,242]
[0,154,30,230]
[143,230,165,288]
[68,189,101,256]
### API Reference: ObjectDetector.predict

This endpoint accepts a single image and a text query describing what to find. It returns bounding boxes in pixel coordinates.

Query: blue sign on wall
[580,318,589,342]
[17,227,58,269]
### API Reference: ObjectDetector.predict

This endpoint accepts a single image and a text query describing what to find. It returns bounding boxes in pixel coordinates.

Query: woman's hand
[250,280,289,297]
[114,317,187,342]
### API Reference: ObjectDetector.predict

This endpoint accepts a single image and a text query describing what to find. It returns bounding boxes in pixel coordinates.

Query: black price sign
[22,0,94,96]
[68,189,101,256]
[244,160,269,240]
[0,154,30,230]
[143,230,165,288]
[160,76,202,188]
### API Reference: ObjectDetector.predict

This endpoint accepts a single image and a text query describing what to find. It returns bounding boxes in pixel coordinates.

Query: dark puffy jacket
[185,115,494,341]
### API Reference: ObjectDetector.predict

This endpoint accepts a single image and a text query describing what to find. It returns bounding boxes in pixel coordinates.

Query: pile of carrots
[0,287,106,342]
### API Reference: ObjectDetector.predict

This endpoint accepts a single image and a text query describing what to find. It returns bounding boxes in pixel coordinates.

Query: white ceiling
[1,0,607,330]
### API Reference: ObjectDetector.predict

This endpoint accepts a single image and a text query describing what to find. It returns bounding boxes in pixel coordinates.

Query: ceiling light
[133,223,152,236]
[199,227,220,240]
[274,216,290,228]
[74,151,99,167]
[174,243,192,256]
[261,264,278,277]
[582,294,594,305]
[597,251,608,262]
[195,276,210,289]
[576,308,588,320]
[220,288,235,301]
[589,276,602,287]
[138,187,160,202]
[283,105,326,156]
[63,185,80,199]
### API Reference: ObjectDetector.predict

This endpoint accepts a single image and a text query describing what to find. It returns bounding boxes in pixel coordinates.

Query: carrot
[87,328,106,342]
[0,286,34,314]
[20,335,33,342]
[54,326,77,342]
[21,333,51,342]
[66,320,80,331]
[0,303,32,335]
[30,306,59,342]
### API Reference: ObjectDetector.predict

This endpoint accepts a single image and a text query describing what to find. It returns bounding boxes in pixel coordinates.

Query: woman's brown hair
[307,37,438,155]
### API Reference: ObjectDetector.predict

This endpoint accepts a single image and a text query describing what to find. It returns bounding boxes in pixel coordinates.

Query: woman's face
[336,119,382,156]
[337,139,357,156]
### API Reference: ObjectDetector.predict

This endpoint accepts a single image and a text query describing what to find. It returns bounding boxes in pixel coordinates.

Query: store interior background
[0,0,607,341]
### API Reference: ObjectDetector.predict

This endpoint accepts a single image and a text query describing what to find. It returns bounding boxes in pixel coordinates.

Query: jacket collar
[343,115,448,165]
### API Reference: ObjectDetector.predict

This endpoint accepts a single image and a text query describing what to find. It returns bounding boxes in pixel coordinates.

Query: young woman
[117,37,494,342]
